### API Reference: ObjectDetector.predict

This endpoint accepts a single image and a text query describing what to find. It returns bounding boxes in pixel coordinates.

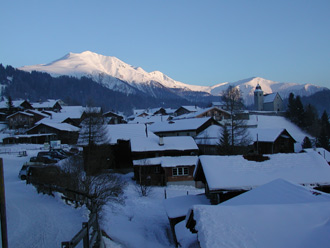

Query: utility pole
[0,158,8,248]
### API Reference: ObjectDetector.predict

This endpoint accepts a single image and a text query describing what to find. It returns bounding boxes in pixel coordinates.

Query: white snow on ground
[1,144,204,248]
[1,144,88,248]
[101,174,204,248]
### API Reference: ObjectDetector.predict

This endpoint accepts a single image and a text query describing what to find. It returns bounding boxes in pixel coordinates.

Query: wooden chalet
[174,106,200,116]
[103,111,127,124]
[195,152,330,204]
[6,112,35,129]
[149,117,219,138]
[133,156,199,186]
[26,122,79,144]
[31,99,63,112]
[251,128,296,154]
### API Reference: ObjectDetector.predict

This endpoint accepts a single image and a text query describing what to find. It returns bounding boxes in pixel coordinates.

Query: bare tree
[134,160,153,197]
[221,86,251,154]
[60,155,126,218]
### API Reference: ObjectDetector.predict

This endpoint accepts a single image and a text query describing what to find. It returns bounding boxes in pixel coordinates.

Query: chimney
[159,135,164,146]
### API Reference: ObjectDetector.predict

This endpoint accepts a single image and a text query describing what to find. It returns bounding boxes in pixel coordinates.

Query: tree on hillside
[217,125,232,155]
[304,104,320,137]
[221,86,251,154]
[79,106,112,174]
[317,111,330,151]
[6,95,14,115]
[302,136,313,149]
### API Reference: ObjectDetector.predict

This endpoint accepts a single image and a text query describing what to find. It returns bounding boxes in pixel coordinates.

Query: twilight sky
[1,0,330,88]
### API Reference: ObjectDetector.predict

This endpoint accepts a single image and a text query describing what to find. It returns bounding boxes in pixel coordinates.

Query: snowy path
[102,173,203,248]
[2,146,87,248]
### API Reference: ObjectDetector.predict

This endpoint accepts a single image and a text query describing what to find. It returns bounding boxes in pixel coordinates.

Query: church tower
[254,84,264,111]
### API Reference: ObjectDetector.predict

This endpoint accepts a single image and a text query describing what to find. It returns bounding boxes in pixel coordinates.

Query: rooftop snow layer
[190,179,330,248]
[131,136,198,152]
[199,152,330,190]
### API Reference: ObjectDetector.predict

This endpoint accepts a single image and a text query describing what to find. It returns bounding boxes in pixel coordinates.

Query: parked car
[18,165,30,180]
[37,151,66,160]
[30,156,58,164]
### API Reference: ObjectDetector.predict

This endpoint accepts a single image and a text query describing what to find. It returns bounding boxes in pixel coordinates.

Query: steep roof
[149,117,213,133]
[104,123,157,145]
[188,179,330,248]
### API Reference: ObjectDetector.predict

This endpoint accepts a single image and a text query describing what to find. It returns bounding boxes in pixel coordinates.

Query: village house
[31,99,63,112]
[174,106,201,116]
[249,128,296,154]
[0,99,33,114]
[149,117,219,138]
[184,179,330,248]
[133,155,199,186]
[26,122,80,144]
[194,152,330,204]
[174,106,231,122]
[6,112,35,129]
[103,111,127,124]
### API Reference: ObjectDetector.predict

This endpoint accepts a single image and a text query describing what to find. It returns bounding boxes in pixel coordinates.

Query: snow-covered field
[102,173,204,247]
[1,144,88,247]
[1,144,204,247]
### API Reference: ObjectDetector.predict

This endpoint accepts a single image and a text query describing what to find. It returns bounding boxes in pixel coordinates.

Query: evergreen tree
[295,96,305,127]
[317,111,330,151]
[217,125,232,155]
[302,136,312,149]
[6,95,14,115]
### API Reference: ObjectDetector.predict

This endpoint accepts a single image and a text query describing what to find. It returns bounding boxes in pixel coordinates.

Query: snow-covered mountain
[20,51,327,104]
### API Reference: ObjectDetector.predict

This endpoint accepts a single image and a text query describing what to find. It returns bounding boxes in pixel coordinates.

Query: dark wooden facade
[254,129,295,154]
[27,123,79,144]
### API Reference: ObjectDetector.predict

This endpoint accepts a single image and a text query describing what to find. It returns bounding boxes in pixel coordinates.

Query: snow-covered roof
[264,92,281,103]
[104,123,158,145]
[248,114,310,150]
[248,128,295,142]
[164,194,210,219]
[0,99,27,109]
[195,125,222,145]
[305,148,330,162]
[177,106,201,112]
[36,106,85,124]
[31,99,61,109]
[133,156,199,167]
[31,122,80,132]
[131,136,198,152]
[128,115,170,124]
[149,117,212,133]
[198,152,330,190]
[6,111,34,118]
[189,179,330,248]
[221,178,330,206]
[174,107,230,120]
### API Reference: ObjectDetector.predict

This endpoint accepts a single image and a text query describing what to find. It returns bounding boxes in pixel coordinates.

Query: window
[172,167,189,176]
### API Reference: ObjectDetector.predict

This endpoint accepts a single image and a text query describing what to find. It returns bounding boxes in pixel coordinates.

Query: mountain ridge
[19,51,328,104]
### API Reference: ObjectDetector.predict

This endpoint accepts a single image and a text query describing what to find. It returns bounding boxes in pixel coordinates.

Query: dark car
[37,151,66,160]
[30,156,58,164]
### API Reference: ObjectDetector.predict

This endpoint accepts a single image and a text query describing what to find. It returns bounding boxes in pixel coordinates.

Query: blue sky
[1,0,330,88]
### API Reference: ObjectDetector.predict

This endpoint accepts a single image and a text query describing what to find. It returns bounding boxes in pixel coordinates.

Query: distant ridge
[20,51,328,104]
